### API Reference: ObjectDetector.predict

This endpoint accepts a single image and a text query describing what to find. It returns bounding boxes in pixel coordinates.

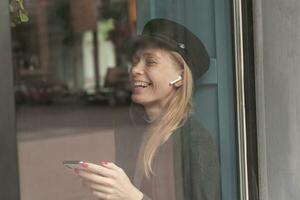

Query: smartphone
[62,160,81,169]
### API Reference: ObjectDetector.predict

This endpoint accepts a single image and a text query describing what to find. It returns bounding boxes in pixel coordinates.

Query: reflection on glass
[13,0,136,199]
[12,1,221,200]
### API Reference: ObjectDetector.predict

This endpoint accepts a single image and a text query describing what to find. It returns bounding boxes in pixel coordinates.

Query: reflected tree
[9,0,29,27]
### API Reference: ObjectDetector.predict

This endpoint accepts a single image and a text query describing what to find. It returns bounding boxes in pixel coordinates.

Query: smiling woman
[75,18,220,200]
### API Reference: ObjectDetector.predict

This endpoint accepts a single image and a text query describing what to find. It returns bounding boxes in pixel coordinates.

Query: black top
[114,113,220,200]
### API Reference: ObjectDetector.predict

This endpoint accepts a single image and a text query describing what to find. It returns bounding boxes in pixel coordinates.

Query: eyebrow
[133,50,162,60]
[142,53,161,60]
[143,52,155,56]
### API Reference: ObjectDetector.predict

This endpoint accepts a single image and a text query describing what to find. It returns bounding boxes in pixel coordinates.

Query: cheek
[151,81,174,97]
[151,78,168,90]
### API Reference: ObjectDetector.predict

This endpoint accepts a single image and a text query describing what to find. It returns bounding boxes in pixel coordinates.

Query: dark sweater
[115,114,220,200]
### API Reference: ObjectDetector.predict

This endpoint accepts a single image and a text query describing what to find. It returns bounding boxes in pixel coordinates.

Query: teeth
[134,81,151,88]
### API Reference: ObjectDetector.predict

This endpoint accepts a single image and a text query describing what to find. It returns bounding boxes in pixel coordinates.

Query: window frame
[0,0,20,199]
[233,0,259,199]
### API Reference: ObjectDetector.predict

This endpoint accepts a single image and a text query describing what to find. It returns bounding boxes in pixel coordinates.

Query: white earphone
[169,75,182,85]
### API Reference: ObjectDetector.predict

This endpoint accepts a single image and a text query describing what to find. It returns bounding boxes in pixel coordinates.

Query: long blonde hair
[140,51,194,177]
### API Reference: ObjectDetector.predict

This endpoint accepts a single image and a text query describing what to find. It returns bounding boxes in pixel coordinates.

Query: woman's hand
[75,161,143,200]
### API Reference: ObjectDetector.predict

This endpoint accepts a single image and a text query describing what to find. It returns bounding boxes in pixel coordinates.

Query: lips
[131,81,152,94]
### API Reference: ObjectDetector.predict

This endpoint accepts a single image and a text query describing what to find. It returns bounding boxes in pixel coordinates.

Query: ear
[174,73,183,87]
[174,79,183,87]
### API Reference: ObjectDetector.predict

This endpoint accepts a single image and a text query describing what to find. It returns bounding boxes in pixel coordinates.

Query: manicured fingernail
[79,161,88,168]
[74,168,80,174]
[100,160,108,165]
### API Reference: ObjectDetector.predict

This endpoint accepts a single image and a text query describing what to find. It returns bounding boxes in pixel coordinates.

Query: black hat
[132,18,210,80]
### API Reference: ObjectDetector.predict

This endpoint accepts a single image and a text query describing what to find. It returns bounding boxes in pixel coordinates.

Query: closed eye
[145,59,157,67]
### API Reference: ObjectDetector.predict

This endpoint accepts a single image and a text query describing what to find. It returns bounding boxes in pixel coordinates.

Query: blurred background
[12,0,135,107]
[11,0,136,199]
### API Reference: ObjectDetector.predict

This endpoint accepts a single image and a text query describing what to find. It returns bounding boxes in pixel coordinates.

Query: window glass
[12,0,237,199]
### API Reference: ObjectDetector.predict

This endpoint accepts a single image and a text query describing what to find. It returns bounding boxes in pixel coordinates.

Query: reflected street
[17,104,130,141]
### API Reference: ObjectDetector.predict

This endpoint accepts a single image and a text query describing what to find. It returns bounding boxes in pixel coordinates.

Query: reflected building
[12,0,136,105]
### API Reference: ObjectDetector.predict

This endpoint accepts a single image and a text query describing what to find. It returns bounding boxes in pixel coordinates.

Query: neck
[143,94,175,122]
[144,106,162,122]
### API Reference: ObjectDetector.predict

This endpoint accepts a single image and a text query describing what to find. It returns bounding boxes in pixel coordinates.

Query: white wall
[253,0,300,199]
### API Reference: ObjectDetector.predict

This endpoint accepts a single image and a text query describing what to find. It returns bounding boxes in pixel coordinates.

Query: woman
[75,18,220,200]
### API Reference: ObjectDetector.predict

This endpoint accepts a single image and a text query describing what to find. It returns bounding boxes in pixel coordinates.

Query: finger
[91,191,113,200]
[81,179,106,190]
[84,180,113,194]
[101,162,123,172]
[77,170,113,187]
[80,162,113,177]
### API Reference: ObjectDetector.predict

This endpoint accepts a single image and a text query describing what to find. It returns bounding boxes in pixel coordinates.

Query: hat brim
[129,34,179,58]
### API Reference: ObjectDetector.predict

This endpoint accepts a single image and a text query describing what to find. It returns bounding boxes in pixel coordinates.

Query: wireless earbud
[169,75,182,85]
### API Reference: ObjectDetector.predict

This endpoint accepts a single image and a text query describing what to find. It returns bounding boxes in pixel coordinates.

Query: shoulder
[179,114,220,199]
[178,114,220,175]
[181,114,215,147]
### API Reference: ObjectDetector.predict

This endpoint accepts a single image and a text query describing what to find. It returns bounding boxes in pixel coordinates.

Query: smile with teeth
[133,81,152,88]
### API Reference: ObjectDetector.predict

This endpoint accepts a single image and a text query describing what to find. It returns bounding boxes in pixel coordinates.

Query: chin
[131,96,144,104]
[131,95,150,106]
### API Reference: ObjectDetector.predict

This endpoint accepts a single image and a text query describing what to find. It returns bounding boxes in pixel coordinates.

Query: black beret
[132,18,210,80]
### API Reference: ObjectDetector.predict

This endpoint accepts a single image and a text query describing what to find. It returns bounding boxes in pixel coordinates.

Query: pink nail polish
[79,161,88,168]
[100,160,108,165]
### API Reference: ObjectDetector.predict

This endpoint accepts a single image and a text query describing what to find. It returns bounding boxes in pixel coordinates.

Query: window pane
[14,0,135,199]
[12,0,237,200]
